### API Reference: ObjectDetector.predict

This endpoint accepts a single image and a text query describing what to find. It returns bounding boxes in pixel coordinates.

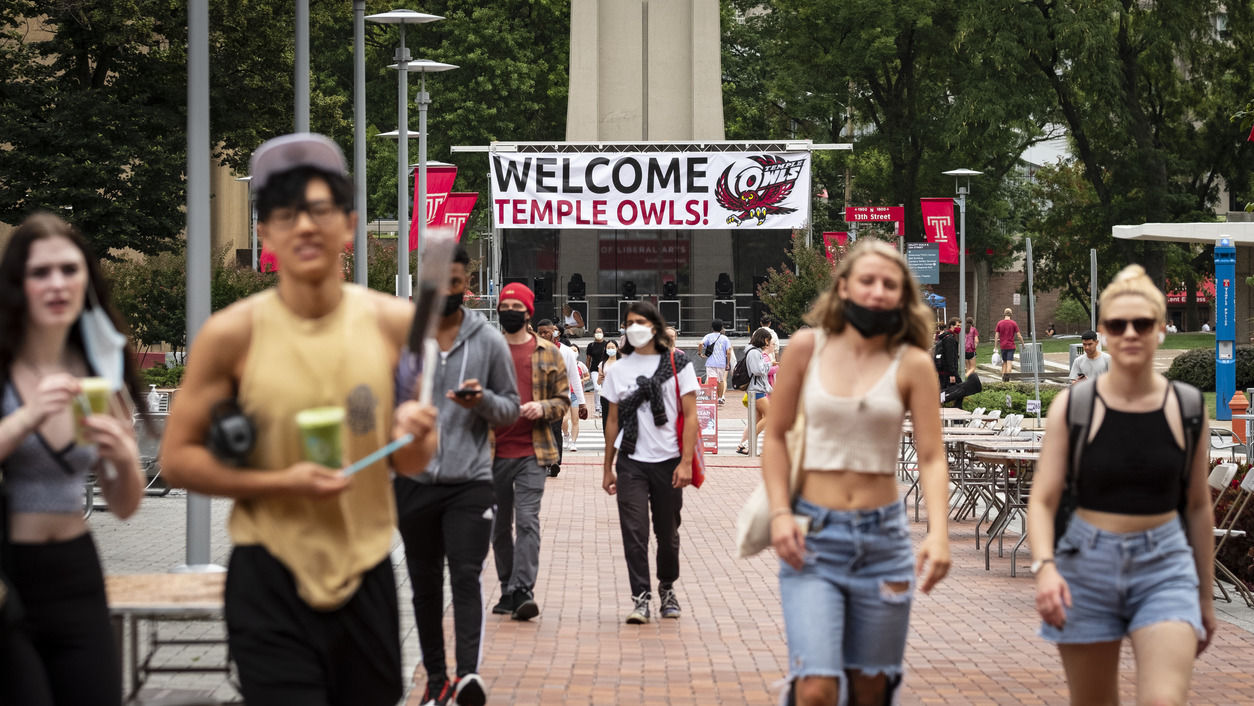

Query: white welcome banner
[490,151,811,230]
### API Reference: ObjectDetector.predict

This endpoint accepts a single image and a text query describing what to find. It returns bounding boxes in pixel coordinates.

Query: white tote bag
[991,350,1002,367]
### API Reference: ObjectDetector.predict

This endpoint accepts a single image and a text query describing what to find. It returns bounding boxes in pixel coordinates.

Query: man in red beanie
[489,283,569,620]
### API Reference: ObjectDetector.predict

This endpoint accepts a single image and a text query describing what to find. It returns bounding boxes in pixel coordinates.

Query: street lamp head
[942,168,983,196]
[386,59,459,73]
[365,9,442,24]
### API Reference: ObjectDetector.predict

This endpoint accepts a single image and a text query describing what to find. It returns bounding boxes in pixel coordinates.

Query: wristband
[769,507,792,519]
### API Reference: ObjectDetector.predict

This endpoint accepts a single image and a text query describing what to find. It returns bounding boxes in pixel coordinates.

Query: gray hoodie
[393,307,520,485]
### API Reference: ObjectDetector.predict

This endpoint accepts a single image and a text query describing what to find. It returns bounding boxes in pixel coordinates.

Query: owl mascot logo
[714,155,805,226]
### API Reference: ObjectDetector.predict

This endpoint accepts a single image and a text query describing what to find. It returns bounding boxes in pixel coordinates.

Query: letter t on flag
[920,198,959,265]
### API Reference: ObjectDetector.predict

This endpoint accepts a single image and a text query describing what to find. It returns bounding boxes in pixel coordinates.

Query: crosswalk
[561,410,755,457]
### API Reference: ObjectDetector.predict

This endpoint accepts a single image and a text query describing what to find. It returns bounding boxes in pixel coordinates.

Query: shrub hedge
[960,381,1064,417]
[1164,344,1254,392]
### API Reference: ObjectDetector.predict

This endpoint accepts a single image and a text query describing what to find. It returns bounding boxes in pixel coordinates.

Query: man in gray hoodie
[393,245,520,706]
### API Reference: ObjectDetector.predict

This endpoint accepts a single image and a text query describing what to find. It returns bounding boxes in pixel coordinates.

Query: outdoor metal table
[971,449,1041,576]
[106,572,234,703]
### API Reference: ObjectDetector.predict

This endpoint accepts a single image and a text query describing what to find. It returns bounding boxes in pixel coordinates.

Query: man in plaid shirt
[490,283,570,620]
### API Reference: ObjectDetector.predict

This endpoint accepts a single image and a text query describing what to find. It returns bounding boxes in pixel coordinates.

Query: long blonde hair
[1098,265,1166,322]
[804,239,933,350]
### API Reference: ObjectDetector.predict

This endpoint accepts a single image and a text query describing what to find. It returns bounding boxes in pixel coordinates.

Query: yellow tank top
[229,284,396,610]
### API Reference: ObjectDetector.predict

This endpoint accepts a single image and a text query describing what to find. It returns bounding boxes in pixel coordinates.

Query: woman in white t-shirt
[601,301,698,626]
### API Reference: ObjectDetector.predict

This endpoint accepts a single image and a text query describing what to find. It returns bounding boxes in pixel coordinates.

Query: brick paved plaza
[92,398,1254,704]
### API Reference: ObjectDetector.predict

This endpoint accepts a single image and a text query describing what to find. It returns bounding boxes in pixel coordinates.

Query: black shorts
[964,351,976,360]
[225,546,402,706]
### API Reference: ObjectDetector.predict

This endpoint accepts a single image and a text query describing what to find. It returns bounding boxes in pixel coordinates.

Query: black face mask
[844,301,902,338]
[499,309,527,333]
[442,293,464,317]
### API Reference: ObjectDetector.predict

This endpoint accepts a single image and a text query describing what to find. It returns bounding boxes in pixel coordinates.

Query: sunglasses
[1100,318,1157,335]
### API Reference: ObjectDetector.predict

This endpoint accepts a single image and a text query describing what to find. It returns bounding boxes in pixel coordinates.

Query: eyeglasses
[1100,318,1157,336]
[263,200,344,230]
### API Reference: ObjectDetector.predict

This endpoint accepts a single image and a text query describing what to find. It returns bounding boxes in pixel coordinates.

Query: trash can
[1019,342,1046,373]
[1069,343,1083,368]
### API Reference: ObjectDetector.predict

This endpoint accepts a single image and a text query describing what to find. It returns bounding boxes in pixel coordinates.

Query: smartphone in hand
[453,387,479,399]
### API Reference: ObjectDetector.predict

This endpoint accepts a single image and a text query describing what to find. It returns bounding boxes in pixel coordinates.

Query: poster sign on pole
[905,242,940,284]
[844,206,904,236]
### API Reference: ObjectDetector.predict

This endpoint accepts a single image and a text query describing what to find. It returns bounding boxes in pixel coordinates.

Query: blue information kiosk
[1216,238,1236,420]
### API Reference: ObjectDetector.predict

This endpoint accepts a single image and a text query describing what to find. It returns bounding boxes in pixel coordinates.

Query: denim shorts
[779,498,915,689]
[1039,514,1204,644]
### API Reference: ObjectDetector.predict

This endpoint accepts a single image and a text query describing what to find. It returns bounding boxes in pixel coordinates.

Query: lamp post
[234,176,256,271]
[395,58,457,284]
[942,168,982,379]
[352,1,367,285]
[366,9,442,298]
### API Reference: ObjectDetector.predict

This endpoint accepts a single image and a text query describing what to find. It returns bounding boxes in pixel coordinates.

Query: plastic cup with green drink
[73,377,112,445]
[296,407,345,469]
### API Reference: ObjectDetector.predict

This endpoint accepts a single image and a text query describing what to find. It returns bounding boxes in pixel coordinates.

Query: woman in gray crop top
[0,212,149,706]
[1027,265,1214,705]
[761,240,952,706]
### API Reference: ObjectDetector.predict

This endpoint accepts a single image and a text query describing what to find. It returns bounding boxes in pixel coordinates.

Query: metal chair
[1210,429,1243,462]
[1213,467,1254,606]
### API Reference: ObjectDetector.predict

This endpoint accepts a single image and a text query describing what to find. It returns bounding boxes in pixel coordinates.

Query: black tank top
[1076,389,1186,515]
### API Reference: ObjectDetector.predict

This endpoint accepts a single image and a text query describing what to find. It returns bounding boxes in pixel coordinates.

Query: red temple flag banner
[410,165,458,250]
[441,193,478,242]
[920,197,958,265]
[821,232,847,262]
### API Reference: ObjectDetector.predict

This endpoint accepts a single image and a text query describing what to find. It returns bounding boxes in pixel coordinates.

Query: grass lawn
[972,332,1215,356]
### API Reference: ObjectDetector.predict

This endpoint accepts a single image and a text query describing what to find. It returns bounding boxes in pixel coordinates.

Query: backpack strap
[1171,380,1204,514]
[1064,377,1099,498]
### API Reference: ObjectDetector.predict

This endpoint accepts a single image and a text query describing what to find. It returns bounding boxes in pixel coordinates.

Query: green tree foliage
[0,2,188,255]
[757,235,836,334]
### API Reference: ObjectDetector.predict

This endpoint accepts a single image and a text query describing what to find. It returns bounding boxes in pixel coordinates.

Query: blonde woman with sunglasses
[1027,265,1214,705]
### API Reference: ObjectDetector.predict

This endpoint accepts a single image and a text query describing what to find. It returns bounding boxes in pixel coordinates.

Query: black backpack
[932,336,946,373]
[730,355,751,391]
[1054,378,1204,548]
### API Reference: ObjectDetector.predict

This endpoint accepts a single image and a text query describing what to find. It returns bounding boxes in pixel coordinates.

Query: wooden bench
[106,572,236,704]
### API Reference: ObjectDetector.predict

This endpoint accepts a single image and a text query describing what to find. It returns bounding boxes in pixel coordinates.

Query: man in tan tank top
[160,133,439,706]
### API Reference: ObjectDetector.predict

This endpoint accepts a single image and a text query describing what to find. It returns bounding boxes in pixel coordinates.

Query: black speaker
[622,280,637,300]
[568,273,586,300]
[714,273,733,299]
[662,280,678,299]
[533,277,552,303]
[713,300,735,331]
[752,275,768,301]
[659,300,681,331]
[750,300,765,331]
[504,276,528,287]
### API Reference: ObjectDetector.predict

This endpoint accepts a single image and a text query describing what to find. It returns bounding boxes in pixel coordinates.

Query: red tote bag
[670,350,706,488]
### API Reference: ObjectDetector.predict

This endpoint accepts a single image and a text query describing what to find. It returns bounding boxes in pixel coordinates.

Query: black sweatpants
[0,533,121,706]
[223,545,402,706]
[394,478,495,680]
[614,455,684,597]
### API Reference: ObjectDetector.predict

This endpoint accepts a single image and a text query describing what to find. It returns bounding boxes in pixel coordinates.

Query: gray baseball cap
[248,133,347,190]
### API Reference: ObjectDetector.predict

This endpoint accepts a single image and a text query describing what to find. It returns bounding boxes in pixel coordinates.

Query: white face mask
[594,332,604,341]
[81,283,127,392]
[605,347,617,357]
[625,323,654,348]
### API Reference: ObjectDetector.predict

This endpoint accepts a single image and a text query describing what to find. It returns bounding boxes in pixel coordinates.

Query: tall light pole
[352,1,367,285]
[295,0,310,131]
[942,168,982,379]
[367,9,442,298]
[397,59,457,281]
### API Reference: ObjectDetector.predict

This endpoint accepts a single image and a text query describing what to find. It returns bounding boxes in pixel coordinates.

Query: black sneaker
[659,586,681,619]
[510,588,539,621]
[547,465,560,478]
[491,590,515,615]
[454,673,488,706]
[625,591,651,624]
[420,676,453,706]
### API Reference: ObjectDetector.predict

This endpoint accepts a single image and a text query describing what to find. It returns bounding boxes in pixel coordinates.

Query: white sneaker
[570,444,579,452]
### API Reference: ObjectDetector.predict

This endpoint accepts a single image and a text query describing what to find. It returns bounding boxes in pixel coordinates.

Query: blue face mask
[80,282,127,392]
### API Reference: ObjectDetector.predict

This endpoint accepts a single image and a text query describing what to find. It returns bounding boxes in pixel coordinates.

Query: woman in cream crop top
[759,240,952,706]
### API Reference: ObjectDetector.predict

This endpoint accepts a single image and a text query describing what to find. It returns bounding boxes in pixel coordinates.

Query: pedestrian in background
[737,328,774,455]
[490,283,568,623]
[995,308,1024,382]
[1028,265,1213,705]
[601,302,697,624]
[586,327,608,412]
[699,319,733,406]
[964,316,979,377]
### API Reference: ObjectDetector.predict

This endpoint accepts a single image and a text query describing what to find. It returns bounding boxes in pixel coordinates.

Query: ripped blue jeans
[779,498,914,696]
